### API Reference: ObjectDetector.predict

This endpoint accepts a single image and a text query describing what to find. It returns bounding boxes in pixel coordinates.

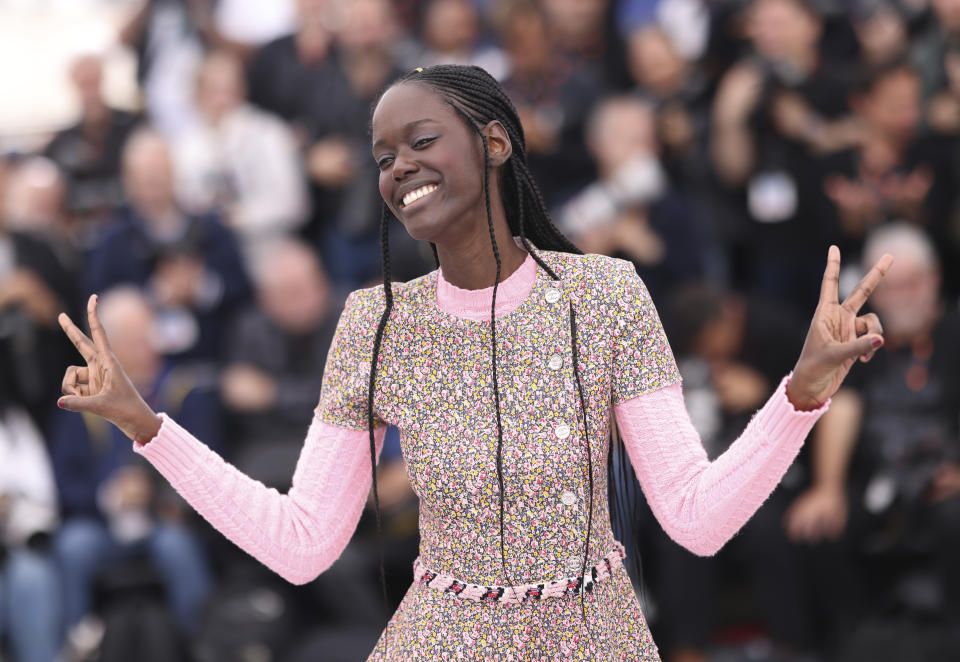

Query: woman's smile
[400,183,440,210]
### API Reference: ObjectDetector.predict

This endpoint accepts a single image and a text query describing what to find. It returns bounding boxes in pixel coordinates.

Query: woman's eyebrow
[372,118,440,150]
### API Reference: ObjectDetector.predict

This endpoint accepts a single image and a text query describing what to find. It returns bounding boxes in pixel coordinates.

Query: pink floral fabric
[316,251,678,660]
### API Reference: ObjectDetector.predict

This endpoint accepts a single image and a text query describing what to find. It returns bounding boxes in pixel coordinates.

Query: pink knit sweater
[135,254,827,584]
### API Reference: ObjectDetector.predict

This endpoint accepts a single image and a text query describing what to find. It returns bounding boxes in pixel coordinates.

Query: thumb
[834,334,884,363]
[57,393,106,414]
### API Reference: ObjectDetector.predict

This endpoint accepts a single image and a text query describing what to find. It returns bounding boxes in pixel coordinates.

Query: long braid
[367,203,395,653]
[478,132,517,597]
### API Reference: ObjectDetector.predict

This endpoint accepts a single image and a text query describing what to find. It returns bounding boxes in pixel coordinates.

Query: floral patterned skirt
[366,565,661,661]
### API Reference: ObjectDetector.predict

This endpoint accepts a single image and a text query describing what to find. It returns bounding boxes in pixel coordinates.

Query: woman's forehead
[372,83,450,139]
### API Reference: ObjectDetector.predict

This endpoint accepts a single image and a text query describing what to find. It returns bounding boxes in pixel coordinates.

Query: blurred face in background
[628,27,687,97]
[933,0,960,31]
[423,0,479,54]
[695,298,745,361]
[858,67,921,143]
[868,253,940,341]
[297,0,330,25]
[335,0,396,52]
[195,52,246,122]
[540,0,608,48]
[747,0,821,64]
[854,7,908,66]
[587,99,657,176]
[257,242,331,335]
[501,4,550,75]
[70,55,105,114]
[99,289,161,388]
[122,132,176,217]
[2,158,65,232]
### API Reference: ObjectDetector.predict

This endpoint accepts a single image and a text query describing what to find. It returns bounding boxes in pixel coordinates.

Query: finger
[855,312,883,336]
[842,253,894,314]
[58,312,97,363]
[61,366,90,397]
[819,245,841,306]
[87,294,113,353]
[62,366,79,397]
[855,313,883,362]
[833,333,884,363]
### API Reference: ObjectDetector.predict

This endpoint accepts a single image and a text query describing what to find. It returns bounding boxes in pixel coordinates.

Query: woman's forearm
[615,375,828,556]
[134,413,385,584]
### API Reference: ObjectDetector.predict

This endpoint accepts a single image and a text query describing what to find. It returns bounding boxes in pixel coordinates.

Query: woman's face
[371,82,487,244]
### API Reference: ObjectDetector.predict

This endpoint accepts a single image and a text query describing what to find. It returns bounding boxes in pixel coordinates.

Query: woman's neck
[437,240,527,290]
[435,212,528,290]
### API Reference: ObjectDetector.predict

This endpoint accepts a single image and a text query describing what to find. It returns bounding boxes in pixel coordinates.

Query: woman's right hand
[57,294,162,445]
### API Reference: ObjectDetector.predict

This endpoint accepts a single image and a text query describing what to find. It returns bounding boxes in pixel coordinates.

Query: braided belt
[412,542,626,604]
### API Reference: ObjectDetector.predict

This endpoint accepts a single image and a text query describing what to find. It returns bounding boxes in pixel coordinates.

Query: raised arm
[610,245,892,556]
[133,413,384,584]
[56,293,386,584]
[615,376,826,556]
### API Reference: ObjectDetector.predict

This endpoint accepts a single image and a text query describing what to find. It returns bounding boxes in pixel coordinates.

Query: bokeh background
[0,1,959,661]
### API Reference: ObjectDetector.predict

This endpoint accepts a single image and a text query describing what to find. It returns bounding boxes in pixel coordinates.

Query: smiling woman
[57,64,893,661]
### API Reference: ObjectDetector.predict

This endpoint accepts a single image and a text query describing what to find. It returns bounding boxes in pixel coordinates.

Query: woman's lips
[400,183,439,210]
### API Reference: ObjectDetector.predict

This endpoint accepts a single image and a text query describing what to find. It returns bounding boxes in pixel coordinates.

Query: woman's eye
[413,136,436,149]
[377,156,394,170]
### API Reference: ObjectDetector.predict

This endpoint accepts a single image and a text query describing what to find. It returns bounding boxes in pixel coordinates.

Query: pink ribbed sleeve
[614,374,828,556]
[133,413,385,584]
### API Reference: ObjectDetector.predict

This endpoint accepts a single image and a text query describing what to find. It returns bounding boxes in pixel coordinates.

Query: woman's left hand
[786,245,893,411]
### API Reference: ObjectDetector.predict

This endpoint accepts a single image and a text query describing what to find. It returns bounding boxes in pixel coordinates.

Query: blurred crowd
[1,0,959,661]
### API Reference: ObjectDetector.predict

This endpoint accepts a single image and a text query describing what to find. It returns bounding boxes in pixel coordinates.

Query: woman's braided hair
[366,64,644,651]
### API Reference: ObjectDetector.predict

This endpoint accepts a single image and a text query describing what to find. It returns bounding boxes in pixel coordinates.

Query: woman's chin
[397,214,445,244]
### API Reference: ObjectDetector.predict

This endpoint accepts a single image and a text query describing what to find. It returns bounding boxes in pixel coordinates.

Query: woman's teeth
[402,184,438,207]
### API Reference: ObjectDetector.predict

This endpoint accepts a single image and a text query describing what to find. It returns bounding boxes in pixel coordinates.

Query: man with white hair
[86,128,252,363]
[785,223,960,645]
[43,53,139,225]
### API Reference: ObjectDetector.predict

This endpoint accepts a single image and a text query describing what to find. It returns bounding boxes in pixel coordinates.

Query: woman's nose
[392,149,419,180]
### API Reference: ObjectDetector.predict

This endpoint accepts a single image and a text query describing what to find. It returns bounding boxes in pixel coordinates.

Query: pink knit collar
[435,252,537,321]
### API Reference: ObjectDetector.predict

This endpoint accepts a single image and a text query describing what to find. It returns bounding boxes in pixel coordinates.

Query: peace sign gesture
[786,246,894,411]
[57,294,162,445]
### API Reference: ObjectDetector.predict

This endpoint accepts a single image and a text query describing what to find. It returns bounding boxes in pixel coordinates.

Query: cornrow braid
[365,64,642,656]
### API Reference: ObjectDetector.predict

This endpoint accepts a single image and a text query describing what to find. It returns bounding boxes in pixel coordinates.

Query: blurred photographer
[711,0,860,314]
[785,223,960,633]
[558,95,710,299]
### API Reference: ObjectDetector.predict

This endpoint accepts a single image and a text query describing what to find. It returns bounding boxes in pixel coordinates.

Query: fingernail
[57,399,65,409]
[871,337,883,348]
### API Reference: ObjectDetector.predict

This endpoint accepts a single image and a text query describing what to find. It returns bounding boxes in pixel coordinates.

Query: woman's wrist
[130,411,163,446]
[785,372,826,412]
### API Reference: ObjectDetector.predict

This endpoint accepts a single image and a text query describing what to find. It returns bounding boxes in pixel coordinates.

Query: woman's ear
[483,120,513,166]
